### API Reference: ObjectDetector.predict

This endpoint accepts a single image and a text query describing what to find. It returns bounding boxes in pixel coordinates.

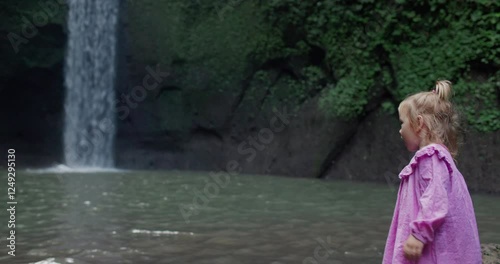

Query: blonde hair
[399,80,461,157]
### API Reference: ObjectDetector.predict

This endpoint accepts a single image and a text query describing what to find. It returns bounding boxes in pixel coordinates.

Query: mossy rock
[482,244,500,264]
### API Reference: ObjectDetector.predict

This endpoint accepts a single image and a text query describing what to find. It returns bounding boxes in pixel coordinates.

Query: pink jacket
[383,144,482,263]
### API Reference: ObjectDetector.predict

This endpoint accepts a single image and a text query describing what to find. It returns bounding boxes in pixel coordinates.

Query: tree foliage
[257,0,499,131]
[129,0,500,131]
[1,0,498,132]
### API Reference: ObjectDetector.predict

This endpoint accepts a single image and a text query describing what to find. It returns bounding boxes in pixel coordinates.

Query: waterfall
[63,0,119,168]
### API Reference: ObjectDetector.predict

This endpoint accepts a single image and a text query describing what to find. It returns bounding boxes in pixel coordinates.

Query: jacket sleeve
[410,153,450,244]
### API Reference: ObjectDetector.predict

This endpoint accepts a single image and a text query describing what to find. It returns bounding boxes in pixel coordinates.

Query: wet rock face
[323,108,500,193]
[113,95,358,177]
[4,71,499,194]
[113,90,500,193]
[0,64,65,167]
[482,244,500,264]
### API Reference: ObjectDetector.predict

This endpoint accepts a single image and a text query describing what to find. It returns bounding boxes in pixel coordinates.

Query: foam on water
[26,164,126,174]
[31,258,75,264]
[131,229,195,236]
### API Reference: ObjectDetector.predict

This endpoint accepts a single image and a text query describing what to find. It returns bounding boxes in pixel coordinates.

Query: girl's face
[398,106,422,152]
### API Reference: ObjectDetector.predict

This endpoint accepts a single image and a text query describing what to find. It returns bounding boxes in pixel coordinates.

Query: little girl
[383,80,482,263]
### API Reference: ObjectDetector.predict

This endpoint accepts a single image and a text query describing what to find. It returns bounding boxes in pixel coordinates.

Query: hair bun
[435,80,452,101]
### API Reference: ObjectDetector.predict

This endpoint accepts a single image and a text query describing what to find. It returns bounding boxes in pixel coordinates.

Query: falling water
[63,0,119,168]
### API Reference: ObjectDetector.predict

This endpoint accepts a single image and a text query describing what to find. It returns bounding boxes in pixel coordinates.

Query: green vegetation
[0,0,66,77]
[128,0,499,131]
[259,0,499,130]
[1,0,498,132]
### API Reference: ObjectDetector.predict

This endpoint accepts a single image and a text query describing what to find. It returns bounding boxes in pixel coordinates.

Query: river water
[1,171,498,264]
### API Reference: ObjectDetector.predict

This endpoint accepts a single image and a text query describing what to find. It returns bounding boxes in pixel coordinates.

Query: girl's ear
[416,115,425,131]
